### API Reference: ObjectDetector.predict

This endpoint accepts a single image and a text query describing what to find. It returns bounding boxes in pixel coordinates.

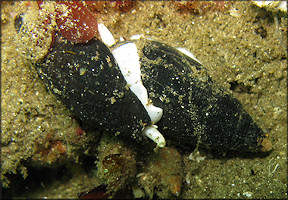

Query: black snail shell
[138,40,269,152]
[17,19,271,152]
[36,34,151,142]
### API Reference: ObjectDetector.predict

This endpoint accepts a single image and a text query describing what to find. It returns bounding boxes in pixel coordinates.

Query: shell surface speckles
[134,39,270,152]
[36,34,151,141]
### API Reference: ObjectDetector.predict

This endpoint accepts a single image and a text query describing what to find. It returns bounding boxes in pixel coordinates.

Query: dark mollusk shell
[136,40,269,152]
[36,34,151,142]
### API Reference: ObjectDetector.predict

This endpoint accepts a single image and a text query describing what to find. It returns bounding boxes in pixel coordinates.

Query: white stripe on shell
[142,125,166,148]
[98,23,116,47]
[98,23,165,148]
[176,47,202,65]
[112,42,163,124]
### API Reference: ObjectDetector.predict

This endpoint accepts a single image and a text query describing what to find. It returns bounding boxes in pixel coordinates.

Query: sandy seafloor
[1,1,287,199]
